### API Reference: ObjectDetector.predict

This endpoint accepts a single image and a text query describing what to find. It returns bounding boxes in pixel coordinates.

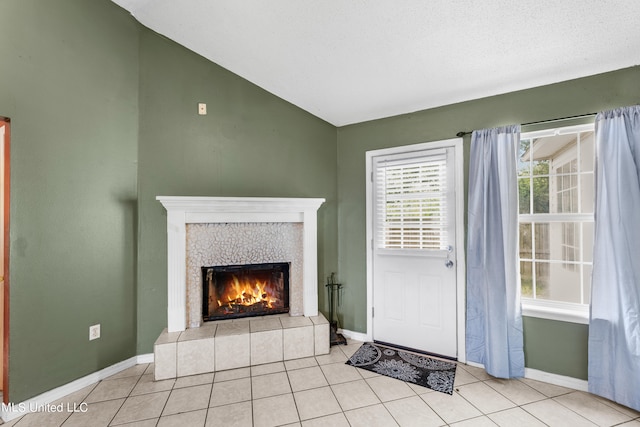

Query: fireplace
[154,197,329,381]
[202,262,290,321]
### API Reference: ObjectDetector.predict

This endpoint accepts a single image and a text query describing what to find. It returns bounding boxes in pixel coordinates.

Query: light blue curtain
[466,125,525,378]
[589,106,640,411]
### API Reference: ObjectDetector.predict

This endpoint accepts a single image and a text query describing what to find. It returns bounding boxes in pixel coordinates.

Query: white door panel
[373,252,457,357]
[419,274,442,329]
[371,145,458,358]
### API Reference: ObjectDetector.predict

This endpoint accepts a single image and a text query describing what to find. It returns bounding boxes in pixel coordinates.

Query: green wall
[336,66,640,378]
[523,317,589,380]
[135,30,338,353]
[0,0,139,402]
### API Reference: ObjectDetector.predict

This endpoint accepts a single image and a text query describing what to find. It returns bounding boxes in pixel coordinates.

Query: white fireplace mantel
[157,196,325,332]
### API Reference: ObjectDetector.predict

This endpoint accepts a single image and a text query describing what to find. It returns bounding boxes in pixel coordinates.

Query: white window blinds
[374,149,449,250]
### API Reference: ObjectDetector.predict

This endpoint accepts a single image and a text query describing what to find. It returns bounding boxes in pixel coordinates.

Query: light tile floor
[2,340,639,426]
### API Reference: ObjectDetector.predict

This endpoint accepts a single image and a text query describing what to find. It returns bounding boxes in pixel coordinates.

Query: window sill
[521,300,589,324]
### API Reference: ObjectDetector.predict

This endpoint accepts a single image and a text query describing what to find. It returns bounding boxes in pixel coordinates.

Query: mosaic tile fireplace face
[186,222,303,328]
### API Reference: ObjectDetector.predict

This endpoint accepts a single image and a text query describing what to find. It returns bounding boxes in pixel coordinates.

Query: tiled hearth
[154,314,330,380]
[153,197,329,382]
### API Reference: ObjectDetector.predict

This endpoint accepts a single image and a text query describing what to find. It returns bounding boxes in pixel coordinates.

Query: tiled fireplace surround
[154,197,329,380]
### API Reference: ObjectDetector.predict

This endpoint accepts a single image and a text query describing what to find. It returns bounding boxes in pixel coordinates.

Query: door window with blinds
[373,148,453,252]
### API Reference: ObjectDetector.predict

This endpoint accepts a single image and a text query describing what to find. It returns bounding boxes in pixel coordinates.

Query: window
[518,124,594,322]
[374,149,450,251]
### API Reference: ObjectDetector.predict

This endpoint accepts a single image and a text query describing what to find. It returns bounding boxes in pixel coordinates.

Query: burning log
[213,300,272,317]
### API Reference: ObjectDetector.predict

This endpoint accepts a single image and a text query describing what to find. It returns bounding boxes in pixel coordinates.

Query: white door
[371,145,458,358]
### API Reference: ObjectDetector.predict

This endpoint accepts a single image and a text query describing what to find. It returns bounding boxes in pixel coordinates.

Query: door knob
[445,245,454,268]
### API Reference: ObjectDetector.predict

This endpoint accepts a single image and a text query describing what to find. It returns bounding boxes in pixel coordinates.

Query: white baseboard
[462,361,588,392]
[466,360,484,369]
[337,328,370,343]
[524,367,588,392]
[1,353,155,422]
[136,353,155,364]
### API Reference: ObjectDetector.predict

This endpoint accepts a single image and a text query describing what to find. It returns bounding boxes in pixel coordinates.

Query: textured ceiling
[111,0,640,126]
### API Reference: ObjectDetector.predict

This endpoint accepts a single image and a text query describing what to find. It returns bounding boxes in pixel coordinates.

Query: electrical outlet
[198,102,207,115]
[89,324,101,341]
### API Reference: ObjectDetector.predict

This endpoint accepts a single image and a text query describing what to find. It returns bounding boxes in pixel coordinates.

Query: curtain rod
[455,112,597,138]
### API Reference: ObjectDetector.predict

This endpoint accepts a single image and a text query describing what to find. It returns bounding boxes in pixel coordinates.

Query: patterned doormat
[346,342,457,395]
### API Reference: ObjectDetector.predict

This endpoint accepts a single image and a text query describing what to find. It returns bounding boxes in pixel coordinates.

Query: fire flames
[217,275,278,309]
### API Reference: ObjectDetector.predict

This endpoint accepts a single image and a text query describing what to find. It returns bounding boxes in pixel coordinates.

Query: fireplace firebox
[202,262,290,321]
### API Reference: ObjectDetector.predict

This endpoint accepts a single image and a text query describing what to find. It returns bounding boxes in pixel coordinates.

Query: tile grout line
[132,366,157,426]
[520,400,561,427]
[284,358,302,426]
[550,392,630,426]
[249,326,255,426]
[202,371,215,427]
[336,343,400,424]
[477,377,553,427]
[64,380,100,427]
[320,349,351,423]
[482,376,545,420]
[457,371,638,427]
[104,366,150,427]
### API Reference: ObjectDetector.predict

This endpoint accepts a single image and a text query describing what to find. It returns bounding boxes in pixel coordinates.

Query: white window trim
[519,123,593,324]
[522,298,589,324]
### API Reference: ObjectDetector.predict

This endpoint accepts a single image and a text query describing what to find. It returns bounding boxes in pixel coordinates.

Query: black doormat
[346,342,457,395]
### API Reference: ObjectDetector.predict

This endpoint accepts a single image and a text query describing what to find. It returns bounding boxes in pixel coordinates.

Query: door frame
[1,117,9,401]
[365,138,466,362]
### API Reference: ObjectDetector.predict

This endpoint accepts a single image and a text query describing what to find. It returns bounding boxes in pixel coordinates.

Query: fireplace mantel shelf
[157,196,326,332]
[157,196,326,212]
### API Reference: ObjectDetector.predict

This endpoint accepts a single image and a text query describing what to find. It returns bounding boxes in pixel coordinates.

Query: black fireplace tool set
[326,272,347,346]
